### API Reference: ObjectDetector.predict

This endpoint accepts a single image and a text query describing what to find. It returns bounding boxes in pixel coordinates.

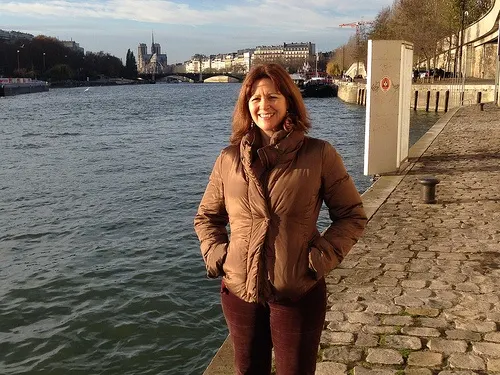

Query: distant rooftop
[0,29,34,41]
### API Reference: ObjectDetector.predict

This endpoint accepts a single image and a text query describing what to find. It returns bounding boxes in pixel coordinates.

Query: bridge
[138,72,244,83]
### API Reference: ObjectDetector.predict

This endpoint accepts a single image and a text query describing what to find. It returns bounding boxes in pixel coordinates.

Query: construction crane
[339,20,374,77]
[339,20,374,33]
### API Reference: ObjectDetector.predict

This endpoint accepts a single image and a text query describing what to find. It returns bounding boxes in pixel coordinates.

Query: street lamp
[458,3,469,105]
[458,6,468,79]
[342,45,345,77]
[43,52,46,72]
[17,49,20,71]
[315,53,318,77]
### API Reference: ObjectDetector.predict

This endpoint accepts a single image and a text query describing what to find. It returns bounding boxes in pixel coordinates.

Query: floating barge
[0,77,49,97]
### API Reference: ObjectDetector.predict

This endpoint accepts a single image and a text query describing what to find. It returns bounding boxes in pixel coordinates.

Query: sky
[0,0,394,64]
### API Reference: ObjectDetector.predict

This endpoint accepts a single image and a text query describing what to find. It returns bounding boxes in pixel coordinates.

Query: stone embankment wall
[336,81,496,111]
[337,82,362,105]
[203,76,239,83]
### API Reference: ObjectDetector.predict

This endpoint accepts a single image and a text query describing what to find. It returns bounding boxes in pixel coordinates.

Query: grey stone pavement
[204,103,500,375]
[316,103,500,375]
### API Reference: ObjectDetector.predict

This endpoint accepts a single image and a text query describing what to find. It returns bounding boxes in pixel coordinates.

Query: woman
[194,63,367,375]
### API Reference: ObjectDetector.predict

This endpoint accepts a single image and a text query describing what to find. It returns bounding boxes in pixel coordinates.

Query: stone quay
[317,103,500,375]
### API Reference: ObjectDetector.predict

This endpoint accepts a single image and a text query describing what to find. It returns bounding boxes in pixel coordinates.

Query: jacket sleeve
[309,141,367,279]
[194,152,229,278]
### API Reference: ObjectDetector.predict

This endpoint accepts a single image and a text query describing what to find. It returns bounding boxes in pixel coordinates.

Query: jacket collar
[240,127,305,170]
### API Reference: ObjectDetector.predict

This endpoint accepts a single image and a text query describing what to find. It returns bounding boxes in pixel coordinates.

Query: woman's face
[248,78,287,137]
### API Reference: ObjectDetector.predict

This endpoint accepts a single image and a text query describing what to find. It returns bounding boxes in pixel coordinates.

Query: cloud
[0,0,392,62]
[0,0,385,28]
[0,1,209,24]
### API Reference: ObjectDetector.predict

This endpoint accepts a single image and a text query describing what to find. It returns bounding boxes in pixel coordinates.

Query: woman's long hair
[230,63,311,145]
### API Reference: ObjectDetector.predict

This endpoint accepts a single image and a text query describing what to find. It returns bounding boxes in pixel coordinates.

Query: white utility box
[364,40,414,175]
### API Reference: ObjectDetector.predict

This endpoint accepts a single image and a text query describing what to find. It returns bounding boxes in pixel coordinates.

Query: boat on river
[299,77,337,98]
[0,78,49,97]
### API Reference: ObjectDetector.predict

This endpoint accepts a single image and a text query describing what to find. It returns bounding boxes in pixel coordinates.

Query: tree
[334,36,359,74]
[370,6,397,40]
[326,60,341,76]
[46,64,74,81]
[124,49,138,79]
[231,63,247,73]
[0,33,125,79]
[363,0,492,74]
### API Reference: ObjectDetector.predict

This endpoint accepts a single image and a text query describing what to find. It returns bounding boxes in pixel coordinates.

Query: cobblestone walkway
[316,104,500,375]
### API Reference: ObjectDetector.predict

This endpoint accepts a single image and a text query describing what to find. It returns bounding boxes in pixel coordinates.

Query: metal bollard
[418,176,440,204]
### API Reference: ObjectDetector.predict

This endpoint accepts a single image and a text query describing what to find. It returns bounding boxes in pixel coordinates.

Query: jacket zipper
[260,167,274,300]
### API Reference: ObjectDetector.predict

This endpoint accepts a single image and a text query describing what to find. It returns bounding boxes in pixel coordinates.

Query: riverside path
[316,103,500,375]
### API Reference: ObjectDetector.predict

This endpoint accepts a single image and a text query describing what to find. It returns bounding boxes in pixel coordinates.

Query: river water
[0,83,439,375]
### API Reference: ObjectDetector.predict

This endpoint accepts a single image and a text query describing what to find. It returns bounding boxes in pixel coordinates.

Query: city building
[233,49,254,73]
[185,54,204,73]
[61,40,84,54]
[137,33,168,74]
[0,29,34,41]
[253,42,315,67]
[183,42,316,74]
[211,54,226,72]
[184,49,254,74]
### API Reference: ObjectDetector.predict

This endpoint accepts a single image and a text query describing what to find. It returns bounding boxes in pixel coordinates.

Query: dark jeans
[221,279,327,375]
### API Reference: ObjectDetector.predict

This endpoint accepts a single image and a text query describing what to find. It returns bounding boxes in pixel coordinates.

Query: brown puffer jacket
[194,128,367,303]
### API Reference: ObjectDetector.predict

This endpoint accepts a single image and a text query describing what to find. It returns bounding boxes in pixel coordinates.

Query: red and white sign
[380,76,391,92]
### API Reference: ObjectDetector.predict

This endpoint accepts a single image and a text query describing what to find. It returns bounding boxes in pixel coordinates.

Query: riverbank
[0,77,152,96]
[203,103,500,374]
[336,80,496,111]
[49,77,152,88]
[0,77,49,96]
